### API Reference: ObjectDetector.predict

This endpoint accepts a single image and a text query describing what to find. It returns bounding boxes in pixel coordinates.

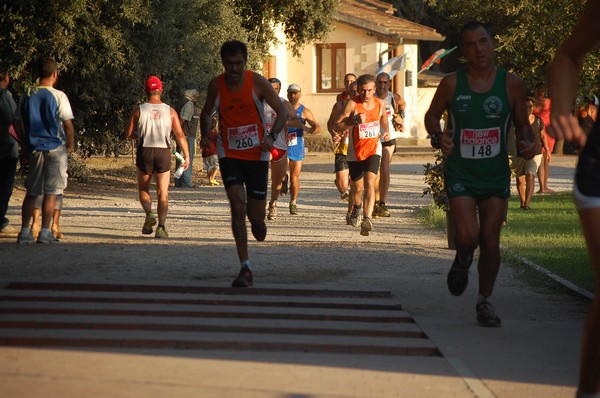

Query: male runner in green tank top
[425,21,536,327]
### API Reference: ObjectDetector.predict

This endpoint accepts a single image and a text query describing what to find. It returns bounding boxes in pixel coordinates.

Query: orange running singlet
[348,97,383,161]
[216,71,268,161]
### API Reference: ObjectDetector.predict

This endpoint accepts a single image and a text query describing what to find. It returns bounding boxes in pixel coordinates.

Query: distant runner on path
[334,73,389,237]
[125,76,190,239]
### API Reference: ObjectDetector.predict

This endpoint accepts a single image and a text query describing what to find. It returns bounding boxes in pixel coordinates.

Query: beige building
[263,0,445,140]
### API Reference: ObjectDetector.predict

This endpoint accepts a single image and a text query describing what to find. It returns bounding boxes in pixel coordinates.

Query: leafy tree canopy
[232,0,340,58]
[0,0,337,156]
[425,0,600,101]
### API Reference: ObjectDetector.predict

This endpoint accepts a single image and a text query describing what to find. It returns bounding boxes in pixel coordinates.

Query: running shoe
[345,213,352,225]
[37,229,59,244]
[232,265,253,287]
[340,190,350,202]
[289,202,298,215]
[251,221,267,242]
[476,300,502,327]
[267,203,277,220]
[209,179,220,186]
[372,203,380,218]
[155,226,169,239]
[17,230,35,244]
[377,202,391,217]
[360,217,372,236]
[280,174,289,196]
[447,252,473,296]
[349,206,361,227]
[142,211,157,235]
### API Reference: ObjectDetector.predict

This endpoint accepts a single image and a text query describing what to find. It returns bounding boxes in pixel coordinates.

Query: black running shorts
[136,147,171,174]
[334,153,349,173]
[348,155,381,181]
[219,157,269,200]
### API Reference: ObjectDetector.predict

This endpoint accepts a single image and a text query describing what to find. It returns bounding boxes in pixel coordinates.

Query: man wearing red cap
[200,40,289,287]
[125,75,190,238]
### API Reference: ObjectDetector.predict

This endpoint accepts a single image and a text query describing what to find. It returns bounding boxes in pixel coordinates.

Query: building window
[262,56,276,79]
[316,43,346,93]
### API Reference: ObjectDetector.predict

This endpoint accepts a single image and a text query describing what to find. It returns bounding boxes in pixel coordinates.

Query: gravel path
[0,152,587,397]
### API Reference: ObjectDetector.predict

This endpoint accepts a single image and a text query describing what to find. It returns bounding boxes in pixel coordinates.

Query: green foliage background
[4,0,598,153]
[0,0,338,155]
[423,0,600,98]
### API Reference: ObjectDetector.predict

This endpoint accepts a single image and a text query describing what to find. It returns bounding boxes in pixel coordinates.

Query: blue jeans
[175,136,195,187]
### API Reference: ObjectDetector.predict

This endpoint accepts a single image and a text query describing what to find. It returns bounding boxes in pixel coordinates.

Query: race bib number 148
[460,128,501,159]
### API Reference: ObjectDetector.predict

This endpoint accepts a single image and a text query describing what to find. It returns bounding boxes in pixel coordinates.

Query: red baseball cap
[145,76,163,93]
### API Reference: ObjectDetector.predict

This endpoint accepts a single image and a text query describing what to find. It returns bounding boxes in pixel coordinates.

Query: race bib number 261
[459,128,501,159]
[358,121,380,139]
[227,124,259,150]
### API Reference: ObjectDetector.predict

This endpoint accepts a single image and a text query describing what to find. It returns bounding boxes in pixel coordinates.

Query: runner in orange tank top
[216,70,268,161]
[350,95,384,161]
[200,40,289,288]
[334,74,389,237]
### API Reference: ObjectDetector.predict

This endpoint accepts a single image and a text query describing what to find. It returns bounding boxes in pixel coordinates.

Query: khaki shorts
[513,154,542,177]
[203,154,219,171]
[26,146,68,196]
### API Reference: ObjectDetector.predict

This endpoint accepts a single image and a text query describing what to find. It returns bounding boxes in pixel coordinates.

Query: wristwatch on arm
[267,129,278,141]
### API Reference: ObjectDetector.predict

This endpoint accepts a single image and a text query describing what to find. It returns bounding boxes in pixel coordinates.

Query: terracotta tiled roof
[336,0,444,43]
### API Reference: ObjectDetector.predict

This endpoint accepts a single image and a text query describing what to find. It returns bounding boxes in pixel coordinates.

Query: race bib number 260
[459,128,501,159]
[227,124,259,150]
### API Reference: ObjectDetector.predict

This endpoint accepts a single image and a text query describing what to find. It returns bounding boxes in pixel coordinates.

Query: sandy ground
[0,151,589,397]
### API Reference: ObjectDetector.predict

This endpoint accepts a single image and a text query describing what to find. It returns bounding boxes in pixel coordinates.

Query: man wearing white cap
[286,83,320,215]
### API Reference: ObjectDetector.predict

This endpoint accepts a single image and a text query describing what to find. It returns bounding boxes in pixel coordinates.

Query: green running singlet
[445,67,512,200]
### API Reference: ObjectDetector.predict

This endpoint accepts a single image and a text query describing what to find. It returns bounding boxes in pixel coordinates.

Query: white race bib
[358,121,380,139]
[287,132,298,147]
[459,128,501,159]
[265,112,276,130]
[385,110,397,140]
[227,124,259,150]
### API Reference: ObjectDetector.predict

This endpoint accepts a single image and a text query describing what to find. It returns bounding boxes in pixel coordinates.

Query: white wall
[413,86,438,140]
[268,23,434,139]
[268,26,291,90]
